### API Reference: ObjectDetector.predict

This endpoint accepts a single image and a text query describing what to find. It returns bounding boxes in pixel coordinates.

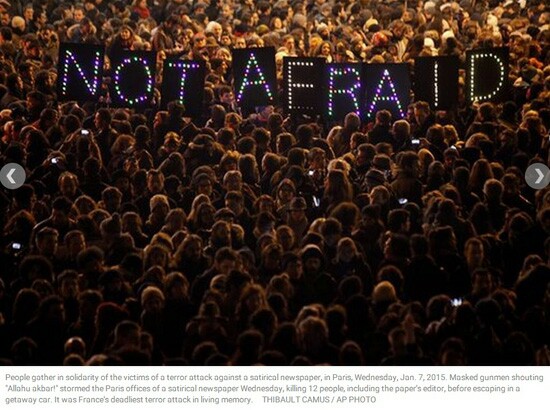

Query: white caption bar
[1,367,548,410]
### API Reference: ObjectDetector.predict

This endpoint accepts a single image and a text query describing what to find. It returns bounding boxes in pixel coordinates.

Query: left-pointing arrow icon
[6,168,15,184]
[0,163,26,189]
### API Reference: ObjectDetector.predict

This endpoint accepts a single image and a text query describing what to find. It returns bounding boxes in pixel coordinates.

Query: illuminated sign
[55,46,510,117]
[232,47,277,110]
[283,57,324,115]
[57,43,104,102]
[414,56,459,110]
[466,48,509,103]
[110,51,156,108]
[364,64,410,120]
[326,63,363,121]
[161,59,206,117]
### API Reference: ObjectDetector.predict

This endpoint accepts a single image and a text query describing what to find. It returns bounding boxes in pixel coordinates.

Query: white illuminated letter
[167,61,200,104]
[469,52,505,102]
[434,61,439,108]
[287,60,315,111]
[366,69,405,119]
[113,56,154,106]
[60,50,102,97]
[236,53,273,103]
[327,66,361,117]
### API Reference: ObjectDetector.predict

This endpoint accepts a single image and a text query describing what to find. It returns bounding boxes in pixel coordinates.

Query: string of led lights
[113,56,154,106]
[60,50,102,97]
[287,60,315,111]
[468,52,505,102]
[236,52,273,103]
[166,61,201,105]
[366,69,406,119]
[327,66,361,118]
[58,45,508,112]
[433,61,439,109]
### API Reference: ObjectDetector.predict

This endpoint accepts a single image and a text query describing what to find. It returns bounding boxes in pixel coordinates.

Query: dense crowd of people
[0,0,549,366]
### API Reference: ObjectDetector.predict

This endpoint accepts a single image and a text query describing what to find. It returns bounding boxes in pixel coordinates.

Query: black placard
[363,63,410,121]
[161,59,206,117]
[57,43,105,102]
[466,47,509,103]
[109,50,157,108]
[283,57,324,116]
[324,63,363,122]
[414,56,459,110]
[232,47,277,110]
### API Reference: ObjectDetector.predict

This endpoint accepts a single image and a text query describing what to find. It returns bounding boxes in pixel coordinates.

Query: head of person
[51,197,73,228]
[214,247,239,276]
[414,101,431,124]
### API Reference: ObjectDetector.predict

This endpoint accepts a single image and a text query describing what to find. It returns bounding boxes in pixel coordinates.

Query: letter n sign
[57,43,104,102]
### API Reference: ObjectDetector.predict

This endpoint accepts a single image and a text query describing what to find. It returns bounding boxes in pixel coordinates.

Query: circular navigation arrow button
[0,163,26,190]
[525,163,550,190]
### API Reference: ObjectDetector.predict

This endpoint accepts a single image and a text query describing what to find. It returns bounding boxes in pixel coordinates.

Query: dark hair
[77,246,104,269]
[52,196,73,214]
[214,246,238,263]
